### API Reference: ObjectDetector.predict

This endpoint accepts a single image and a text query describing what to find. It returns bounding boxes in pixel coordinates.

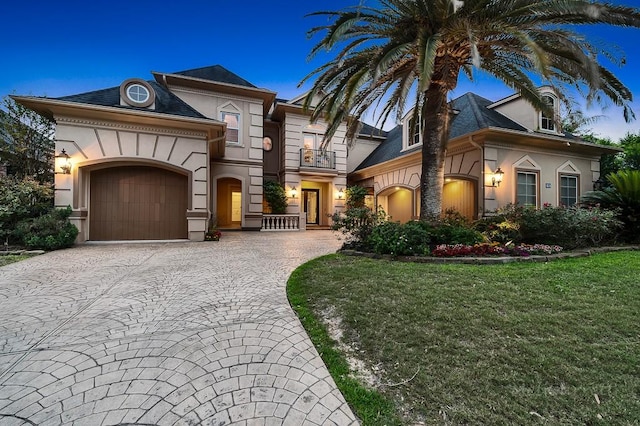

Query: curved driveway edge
[0,231,358,425]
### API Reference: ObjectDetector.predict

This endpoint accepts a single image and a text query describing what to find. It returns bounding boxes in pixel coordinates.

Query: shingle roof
[56,81,207,119]
[355,92,532,171]
[172,65,257,88]
[359,122,388,138]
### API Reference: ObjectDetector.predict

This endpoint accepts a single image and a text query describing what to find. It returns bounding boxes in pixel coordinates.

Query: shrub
[476,203,622,249]
[0,176,53,243]
[331,185,387,250]
[582,169,640,242]
[15,206,78,250]
[366,220,483,256]
[263,180,288,214]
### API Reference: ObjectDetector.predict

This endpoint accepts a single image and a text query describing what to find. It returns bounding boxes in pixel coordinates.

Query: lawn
[288,251,640,425]
[0,254,30,267]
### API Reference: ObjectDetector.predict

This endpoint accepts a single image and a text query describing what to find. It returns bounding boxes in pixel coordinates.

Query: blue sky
[3,0,640,141]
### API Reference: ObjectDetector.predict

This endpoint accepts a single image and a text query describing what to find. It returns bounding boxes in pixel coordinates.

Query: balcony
[299,148,337,173]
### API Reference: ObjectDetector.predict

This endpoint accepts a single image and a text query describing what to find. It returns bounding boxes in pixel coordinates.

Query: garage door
[90,166,188,240]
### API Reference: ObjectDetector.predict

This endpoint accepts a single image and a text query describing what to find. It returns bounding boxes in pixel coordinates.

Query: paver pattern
[0,231,358,425]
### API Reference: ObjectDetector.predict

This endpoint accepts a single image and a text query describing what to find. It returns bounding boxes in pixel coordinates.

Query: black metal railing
[299,149,336,169]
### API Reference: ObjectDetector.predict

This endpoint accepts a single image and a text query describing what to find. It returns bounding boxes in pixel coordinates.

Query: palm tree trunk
[419,84,451,221]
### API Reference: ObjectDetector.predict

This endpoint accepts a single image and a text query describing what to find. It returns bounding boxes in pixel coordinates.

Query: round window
[126,84,150,104]
[263,136,273,152]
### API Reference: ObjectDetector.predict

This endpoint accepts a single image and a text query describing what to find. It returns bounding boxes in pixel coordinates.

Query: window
[407,116,421,147]
[221,111,240,144]
[302,133,318,165]
[120,79,155,108]
[560,174,578,206]
[540,95,556,131]
[517,171,538,207]
[126,84,150,104]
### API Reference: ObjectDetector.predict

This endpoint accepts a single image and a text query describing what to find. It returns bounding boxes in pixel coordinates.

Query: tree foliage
[263,180,288,214]
[0,176,53,243]
[582,169,640,242]
[619,132,640,171]
[1,96,55,183]
[303,0,640,219]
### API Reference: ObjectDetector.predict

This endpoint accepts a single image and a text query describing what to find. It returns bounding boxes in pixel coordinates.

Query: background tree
[619,132,640,171]
[303,0,640,219]
[1,96,54,183]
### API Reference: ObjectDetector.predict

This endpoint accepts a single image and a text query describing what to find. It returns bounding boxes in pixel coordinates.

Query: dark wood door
[90,166,188,240]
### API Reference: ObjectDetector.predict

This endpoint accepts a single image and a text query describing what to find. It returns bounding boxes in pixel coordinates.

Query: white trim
[219,101,242,146]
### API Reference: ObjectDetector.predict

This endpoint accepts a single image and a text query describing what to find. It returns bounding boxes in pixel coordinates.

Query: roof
[172,65,257,88]
[354,92,597,171]
[56,81,207,119]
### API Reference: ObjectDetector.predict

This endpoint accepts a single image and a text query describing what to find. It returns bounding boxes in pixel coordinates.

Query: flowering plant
[204,229,222,241]
[431,242,563,257]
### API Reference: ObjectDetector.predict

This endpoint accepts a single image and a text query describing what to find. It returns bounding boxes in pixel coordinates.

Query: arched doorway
[442,178,477,220]
[377,187,414,223]
[217,178,242,229]
[89,166,188,240]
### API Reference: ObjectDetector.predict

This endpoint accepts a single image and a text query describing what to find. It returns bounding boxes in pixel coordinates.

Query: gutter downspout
[468,135,484,218]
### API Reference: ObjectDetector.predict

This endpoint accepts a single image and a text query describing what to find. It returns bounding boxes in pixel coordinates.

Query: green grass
[0,254,30,267]
[287,252,640,425]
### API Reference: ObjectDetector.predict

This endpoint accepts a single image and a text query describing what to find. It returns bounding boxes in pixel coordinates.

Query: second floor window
[407,116,421,147]
[540,95,556,132]
[221,111,240,144]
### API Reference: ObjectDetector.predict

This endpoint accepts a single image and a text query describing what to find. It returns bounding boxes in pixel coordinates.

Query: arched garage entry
[89,166,188,240]
[377,186,414,223]
[442,178,477,220]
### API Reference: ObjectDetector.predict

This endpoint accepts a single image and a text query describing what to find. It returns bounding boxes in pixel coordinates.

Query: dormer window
[403,112,422,149]
[540,95,557,132]
[119,79,155,108]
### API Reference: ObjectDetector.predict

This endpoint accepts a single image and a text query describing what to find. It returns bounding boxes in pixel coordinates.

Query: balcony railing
[300,149,336,169]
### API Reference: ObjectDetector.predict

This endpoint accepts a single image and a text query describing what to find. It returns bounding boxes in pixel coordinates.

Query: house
[13,66,620,241]
[349,87,622,222]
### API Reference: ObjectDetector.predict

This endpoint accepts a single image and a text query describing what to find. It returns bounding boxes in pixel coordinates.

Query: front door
[303,189,320,225]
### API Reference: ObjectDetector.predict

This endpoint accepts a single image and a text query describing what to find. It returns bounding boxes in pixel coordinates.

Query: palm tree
[302,0,640,219]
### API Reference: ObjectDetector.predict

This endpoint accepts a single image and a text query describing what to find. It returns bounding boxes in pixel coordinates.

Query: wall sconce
[336,188,344,200]
[55,149,72,174]
[490,167,504,187]
[290,186,297,198]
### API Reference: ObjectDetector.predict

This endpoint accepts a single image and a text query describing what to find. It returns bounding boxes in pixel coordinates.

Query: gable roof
[56,80,207,119]
[171,65,257,88]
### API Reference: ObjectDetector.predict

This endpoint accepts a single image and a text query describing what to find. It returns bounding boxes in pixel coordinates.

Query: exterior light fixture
[290,186,297,198]
[593,176,606,191]
[491,167,504,187]
[337,188,344,200]
[56,149,72,174]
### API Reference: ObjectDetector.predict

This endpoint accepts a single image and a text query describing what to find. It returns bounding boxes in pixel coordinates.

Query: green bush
[366,220,483,256]
[331,185,387,250]
[0,176,53,243]
[16,206,78,250]
[582,170,640,242]
[263,180,288,214]
[477,203,622,249]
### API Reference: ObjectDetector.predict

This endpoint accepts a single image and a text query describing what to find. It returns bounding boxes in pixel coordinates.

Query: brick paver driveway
[0,231,358,425]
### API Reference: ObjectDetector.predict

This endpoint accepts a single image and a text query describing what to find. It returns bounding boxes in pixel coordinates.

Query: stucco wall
[54,116,209,241]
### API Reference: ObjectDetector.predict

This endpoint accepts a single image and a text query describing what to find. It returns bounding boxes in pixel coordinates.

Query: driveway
[0,231,358,425]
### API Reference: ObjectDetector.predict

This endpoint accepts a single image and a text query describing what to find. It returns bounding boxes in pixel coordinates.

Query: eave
[153,72,276,115]
[12,95,227,158]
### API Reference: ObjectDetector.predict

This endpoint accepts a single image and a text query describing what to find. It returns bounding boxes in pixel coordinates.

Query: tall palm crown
[302,0,640,219]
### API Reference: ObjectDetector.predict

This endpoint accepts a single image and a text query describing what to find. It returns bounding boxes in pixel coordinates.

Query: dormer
[119,79,156,110]
[488,86,562,135]
[401,109,422,151]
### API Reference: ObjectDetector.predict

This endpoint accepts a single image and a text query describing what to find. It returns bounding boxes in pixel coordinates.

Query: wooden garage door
[90,166,188,240]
